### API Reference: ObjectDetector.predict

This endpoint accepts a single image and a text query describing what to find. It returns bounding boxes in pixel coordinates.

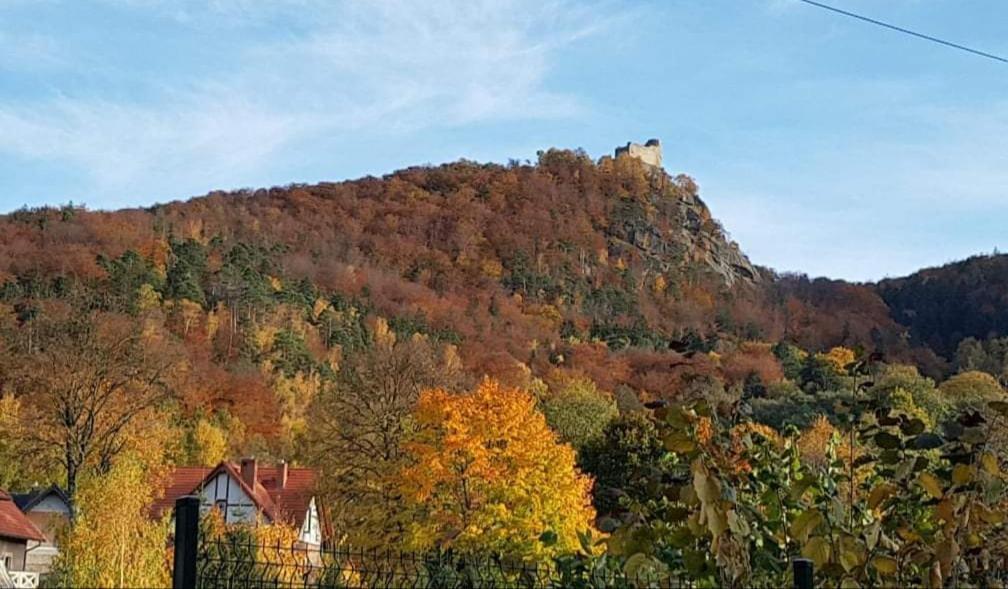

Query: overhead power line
[796,0,1008,64]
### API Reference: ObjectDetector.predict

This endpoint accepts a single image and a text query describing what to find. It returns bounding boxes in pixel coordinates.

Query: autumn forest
[4,150,1008,587]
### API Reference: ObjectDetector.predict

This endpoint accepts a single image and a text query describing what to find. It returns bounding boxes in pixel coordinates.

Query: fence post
[173,495,200,589]
[793,558,813,589]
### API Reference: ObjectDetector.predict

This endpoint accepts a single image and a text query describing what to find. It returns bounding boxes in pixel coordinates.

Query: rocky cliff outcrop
[604,172,760,288]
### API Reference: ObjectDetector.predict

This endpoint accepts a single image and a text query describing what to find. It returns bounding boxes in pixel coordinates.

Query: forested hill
[0,148,954,455]
[877,253,1008,367]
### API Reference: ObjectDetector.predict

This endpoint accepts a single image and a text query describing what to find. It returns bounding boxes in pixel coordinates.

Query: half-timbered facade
[152,458,326,547]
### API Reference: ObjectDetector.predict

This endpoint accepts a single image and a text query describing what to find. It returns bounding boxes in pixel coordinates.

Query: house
[11,486,70,575]
[0,490,44,588]
[152,458,325,547]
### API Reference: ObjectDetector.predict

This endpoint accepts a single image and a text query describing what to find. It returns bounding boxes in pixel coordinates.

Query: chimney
[240,457,258,488]
[279,461,288,490]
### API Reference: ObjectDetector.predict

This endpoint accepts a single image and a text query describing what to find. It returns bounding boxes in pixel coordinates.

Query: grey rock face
[605,173,760,288]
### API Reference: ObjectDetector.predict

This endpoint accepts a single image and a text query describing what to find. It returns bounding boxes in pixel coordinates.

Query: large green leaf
[874,431,902,449]
[692,463,720,504]
[868,483,898,509]
[789,476,816,500]
[899,418,926,436]
[664,431,695,453]
[872,556,898,575]
[839,536,865,573]
[802,536,831,567]
[789,509,823,543]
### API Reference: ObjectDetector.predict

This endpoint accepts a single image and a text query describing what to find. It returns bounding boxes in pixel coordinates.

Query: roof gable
[12,486,71,513]
[151,461,319,531]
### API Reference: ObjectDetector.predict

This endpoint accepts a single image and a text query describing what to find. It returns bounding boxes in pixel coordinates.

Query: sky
[1,0,1007,281]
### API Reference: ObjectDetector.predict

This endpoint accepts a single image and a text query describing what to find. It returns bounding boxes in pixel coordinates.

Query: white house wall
[299,498,321,546]
[197,472,263,524]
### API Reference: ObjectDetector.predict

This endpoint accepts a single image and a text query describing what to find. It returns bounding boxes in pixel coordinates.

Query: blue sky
[1,0,1006,281]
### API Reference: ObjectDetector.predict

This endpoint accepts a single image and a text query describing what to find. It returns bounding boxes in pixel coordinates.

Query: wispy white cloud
[0,0,617,204]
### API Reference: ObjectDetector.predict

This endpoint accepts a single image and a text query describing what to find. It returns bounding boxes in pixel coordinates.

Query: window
[2,553,12,571]
[215,499,228,520]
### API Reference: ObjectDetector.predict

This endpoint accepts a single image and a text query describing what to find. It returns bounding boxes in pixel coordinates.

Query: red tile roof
[151,461,320,532]
[0,490,45,542]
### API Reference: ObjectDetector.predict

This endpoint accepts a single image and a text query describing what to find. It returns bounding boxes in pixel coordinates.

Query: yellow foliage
[275,371,322,449]
[311,297,332,321]
[191,419,229,466]
[797,416,867,504]
[137,283,162,312]
[53,454,171,589]
[481,258,504,279]
[252,325,278,356]
[369,316,396,348]
[400,379,596,560]
[653,274,668,294]
[441,344,463,379]
[822,347,856,373]
[940,370,1005,404]
[250,519,311,576]
[731,422,783,451]
[0,392,23,444]
[201,510,310,580]
[798,415,836,468]
[0,393,56,487]
[524,303,563,328]
[206,307,221,341]
[177,298,204,336]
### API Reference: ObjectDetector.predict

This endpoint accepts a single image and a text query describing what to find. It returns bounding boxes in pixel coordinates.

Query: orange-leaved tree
[399,378,596,561]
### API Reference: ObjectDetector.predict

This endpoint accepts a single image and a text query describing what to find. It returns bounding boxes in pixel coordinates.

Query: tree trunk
[66,457,78,525]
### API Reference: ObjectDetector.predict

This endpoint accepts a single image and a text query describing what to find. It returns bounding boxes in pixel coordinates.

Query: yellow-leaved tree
[52,453,171,588]
[822,346,857,373]
[188,417,229,466]
[400,378,596,561]
[201,509,310,585]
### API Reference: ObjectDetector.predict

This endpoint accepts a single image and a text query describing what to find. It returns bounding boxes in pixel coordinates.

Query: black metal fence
[172,496,810,589]
[194,540,700,589]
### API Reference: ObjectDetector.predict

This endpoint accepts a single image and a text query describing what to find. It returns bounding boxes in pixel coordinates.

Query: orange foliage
[721,342,784,386]
[400,379,596,560]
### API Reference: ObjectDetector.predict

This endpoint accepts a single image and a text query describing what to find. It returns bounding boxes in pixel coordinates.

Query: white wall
[196,472,262,524]
[192,471,319,546]
[299,498,321,546]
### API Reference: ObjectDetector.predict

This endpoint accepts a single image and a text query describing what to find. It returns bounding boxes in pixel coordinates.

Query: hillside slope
[0,149,927,446]
[877,253,1008,360]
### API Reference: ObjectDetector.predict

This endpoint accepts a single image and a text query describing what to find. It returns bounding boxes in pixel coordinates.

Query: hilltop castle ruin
[615,139,662,169]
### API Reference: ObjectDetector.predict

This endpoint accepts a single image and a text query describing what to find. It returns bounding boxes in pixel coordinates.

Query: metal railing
[172,496,804,589]
[191,538,719,588]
